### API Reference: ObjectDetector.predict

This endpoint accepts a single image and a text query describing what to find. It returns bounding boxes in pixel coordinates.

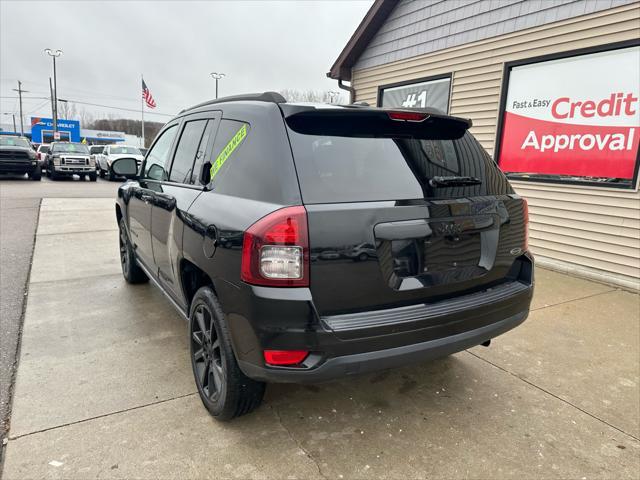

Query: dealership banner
[30,117,81,143]
[497,46,640,182]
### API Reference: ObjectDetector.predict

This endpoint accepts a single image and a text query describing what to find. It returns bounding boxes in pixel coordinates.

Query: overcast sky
[0,0,371,126]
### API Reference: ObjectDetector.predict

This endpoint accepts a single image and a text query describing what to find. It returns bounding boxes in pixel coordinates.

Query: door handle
[375,219,432,240]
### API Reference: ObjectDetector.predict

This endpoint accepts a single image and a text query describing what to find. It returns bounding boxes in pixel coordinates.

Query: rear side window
[169,119,208,183]
[208,119,250,191]
[286,130,512,203]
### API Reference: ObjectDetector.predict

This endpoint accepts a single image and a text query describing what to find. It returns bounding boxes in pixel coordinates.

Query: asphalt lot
[0,194,638,479]
[0,175,120,450]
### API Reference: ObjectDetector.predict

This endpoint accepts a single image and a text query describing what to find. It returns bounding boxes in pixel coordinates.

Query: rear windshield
[286,129,512,203]
[39,145,50,153]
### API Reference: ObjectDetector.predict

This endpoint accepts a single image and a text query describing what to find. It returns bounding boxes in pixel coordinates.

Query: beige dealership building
[329,0,640,290]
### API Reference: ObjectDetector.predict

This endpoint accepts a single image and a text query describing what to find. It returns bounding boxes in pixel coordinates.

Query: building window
[496,41,640,189]
[378,74,451,113]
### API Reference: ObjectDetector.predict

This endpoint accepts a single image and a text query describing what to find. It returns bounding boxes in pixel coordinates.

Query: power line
[0,96,175,117]
[59,98,175,117]
[24,99,51,116]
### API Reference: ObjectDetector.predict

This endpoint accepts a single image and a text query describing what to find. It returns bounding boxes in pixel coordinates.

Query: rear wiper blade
[428,176,482,187]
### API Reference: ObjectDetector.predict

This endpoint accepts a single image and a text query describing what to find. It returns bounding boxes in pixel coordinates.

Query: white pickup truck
[96,145,144,180]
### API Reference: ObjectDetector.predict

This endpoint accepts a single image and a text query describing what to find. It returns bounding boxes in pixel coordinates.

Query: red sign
[498,46,640,182]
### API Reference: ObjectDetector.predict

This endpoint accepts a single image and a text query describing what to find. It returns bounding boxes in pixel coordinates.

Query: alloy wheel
[191,304,225,400]
[119,225,129,276]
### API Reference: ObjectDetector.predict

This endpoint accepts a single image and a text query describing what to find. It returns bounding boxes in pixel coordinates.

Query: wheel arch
[180,258,218,314]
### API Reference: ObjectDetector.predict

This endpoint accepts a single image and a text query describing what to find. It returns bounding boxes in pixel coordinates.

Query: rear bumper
[239,310,527,383]
[223,254,534,384]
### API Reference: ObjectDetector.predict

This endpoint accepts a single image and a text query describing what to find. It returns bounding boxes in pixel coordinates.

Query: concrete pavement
[2,198,639,479]
[0,177,119,445]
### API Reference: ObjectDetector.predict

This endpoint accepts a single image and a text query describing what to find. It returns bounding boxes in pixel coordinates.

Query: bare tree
[278,89,345,104]
[78,108,94,127]
[87,117,163,145]
[58,101,77,120]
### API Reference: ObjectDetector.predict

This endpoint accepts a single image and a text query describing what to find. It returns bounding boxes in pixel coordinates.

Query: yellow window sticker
[210,124,247,179]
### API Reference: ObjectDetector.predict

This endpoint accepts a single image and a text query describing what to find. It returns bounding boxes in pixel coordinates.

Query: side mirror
[110,157,138,179]
[199,161,212,185]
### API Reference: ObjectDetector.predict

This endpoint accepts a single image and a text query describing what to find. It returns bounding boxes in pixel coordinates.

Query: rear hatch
[282,106,528,316]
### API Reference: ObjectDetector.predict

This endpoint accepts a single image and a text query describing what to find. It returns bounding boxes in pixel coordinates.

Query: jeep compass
[112,92,533,420]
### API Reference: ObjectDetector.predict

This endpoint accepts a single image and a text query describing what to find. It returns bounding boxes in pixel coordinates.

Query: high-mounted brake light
[241,206,310,287]
[387,111,429,122]
[522,198,529,251]
[264,350,309,366]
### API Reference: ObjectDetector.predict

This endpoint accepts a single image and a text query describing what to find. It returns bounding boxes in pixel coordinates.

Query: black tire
[189,287,265,421]
[108,168,116,181]
[49,167,58,180]
[99,168,105,178]
[31,166,42,181]
[89,172,97,182]
[45,165,51,178]
[118,218,148,284]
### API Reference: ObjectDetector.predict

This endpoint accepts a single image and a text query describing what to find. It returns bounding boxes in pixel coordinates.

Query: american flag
[142,79,156,109]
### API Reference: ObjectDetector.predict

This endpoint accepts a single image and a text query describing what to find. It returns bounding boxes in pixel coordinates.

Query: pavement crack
[36,228,118,237]
[269,403,328,480]
[29,272,123,285]
[7,392,198,442]
[530,289,616,312]
[466,350,640,442]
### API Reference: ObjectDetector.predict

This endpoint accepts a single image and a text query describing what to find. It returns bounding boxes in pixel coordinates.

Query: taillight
[522,198,529,251]
[241,206,309,287]
[264,350,309,366]
[387,111,429,122]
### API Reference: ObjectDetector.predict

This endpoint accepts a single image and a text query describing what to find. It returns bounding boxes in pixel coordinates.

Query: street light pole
[328,90,340,104]
[44,48,63,133]
[210,72,226,99]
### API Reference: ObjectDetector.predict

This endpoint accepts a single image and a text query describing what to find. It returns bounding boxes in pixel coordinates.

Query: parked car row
[0,136,145,182]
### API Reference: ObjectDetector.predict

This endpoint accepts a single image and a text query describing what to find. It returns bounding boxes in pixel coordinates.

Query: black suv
[112,92,533,420]
[0,136,41,180]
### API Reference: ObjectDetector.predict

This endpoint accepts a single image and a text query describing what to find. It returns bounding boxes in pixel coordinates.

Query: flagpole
[141,74,145,148]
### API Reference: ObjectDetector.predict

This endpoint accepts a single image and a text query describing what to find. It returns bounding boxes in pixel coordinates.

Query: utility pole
[12,81,27,136]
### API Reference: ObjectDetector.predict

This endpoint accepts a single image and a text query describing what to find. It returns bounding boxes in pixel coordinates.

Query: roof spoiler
[284,108,472,140]
[181,92,286,113]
